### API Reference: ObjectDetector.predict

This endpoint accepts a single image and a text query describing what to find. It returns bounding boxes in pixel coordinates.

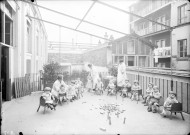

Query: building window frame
[178,39,187,58]
[178,4,188,25]
[127,40,135,54]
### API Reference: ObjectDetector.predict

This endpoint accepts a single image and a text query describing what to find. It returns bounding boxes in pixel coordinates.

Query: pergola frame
[23,0,169,49]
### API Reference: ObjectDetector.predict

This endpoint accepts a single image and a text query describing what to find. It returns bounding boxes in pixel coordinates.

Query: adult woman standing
[87,64,100,91]
[117,59,127,93]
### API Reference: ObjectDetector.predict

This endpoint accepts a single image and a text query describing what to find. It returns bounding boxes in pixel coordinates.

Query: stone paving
[1,91,190,135]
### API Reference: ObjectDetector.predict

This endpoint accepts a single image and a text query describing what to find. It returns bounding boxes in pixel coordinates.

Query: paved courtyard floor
[2,90,190,135]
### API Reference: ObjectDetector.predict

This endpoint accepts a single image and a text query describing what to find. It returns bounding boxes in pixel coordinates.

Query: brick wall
[48,53,83,64]
[82,46,111,67]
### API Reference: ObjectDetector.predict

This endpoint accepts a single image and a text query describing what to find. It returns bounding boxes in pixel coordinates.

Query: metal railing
[136,20,170,36]
[126,68,190,113]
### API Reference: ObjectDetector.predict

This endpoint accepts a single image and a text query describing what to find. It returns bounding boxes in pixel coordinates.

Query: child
[160,91,178,117]
[76,78,84,98]
[86,74,93,92]
[142,83,154,106]
[121,79,131,97]
[59,85,68,102]
[106,79,115,95]
[42,87,56,110]
[147,86,162,113]
[95,78,104,95]
[131,80,141,101]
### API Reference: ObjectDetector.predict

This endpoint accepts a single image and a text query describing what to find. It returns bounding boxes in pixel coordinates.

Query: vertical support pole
[170,29,173,91]
[59,26,61,63]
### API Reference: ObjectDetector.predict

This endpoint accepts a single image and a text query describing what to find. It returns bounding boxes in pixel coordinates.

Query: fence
[126,68,190,114]
[14,73,42,98]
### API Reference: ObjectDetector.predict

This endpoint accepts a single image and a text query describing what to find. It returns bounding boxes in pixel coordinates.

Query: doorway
[1,46,9,101]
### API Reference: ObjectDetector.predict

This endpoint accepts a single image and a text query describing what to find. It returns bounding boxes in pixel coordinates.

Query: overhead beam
[24,0,157,48]
[27,15,112,41]
[75,0,96,30]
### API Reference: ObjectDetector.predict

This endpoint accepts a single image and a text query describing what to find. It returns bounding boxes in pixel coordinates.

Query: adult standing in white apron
[88,64,100,90]
[117,59,127,93]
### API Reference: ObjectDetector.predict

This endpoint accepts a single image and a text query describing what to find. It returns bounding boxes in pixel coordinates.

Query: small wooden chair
[136,89,144,104]
[126,87,132,98]
[37,96,48,114]
[169,102,185,120]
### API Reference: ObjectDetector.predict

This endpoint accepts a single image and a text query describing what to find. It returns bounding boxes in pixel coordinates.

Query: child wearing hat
[42,87,57,110]
[131,80,141,101]
[142,83,154,106]
[160,91,178,117]
[147,86,162,113]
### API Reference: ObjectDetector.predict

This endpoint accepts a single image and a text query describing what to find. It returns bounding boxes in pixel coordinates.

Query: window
[26,59,31,74]
[27,21,32,53]
[0,10,3,42]
[36,31,39,55]
[178,4,187,24]
[5,15,13,45]
[160,40,165,47]
[123,42,128,54]
[127,40,135,54]
[128,56,135,66]
[178,39,187,58]
[156,39,165,48]
[118,43,122,54]
[156,40,160,48]
[112,43,116,54]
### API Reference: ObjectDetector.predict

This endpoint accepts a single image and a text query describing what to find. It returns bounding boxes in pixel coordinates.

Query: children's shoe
[144,104,148,106]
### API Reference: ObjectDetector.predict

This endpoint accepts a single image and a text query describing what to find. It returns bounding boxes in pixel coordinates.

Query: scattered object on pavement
[99,128,106,132]
[123,117,126,124]
[82,102,86,104]
[109,116,112,125]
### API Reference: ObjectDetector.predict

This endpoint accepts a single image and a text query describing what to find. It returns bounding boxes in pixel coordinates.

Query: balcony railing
[130,0,172,22]
[154,47,171,57]
[135,20,170,36]
[178,16,188,25]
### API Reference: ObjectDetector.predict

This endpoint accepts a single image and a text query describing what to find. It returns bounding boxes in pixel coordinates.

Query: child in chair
[160,91,178,117]
[147,86,162,113]
[95,78,104,95]
[122,79,131,97]
[42,87,57,110]
[142,83,154,106]
[106,79,115,95]
[131,80,141,101]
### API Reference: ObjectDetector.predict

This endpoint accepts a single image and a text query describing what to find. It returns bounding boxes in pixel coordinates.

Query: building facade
[111,35,153,68]
[129,0,190,70]
[0,0,48,101]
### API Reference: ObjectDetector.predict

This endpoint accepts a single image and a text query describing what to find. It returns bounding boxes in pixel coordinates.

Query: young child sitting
[59,85,68,102]
[121,79,131,97]
[131,80,141,101]
[95,78,104,95]
[42,87,57,110]
[147,86,162,113]
[106,79,115,95]
[142,83,154,106]
[160,91,178,117]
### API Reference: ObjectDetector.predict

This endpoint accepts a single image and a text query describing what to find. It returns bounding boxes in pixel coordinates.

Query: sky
[37,0,137,52]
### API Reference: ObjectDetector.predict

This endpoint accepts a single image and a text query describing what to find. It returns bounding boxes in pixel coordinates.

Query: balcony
[130,0,172,22]
[154,47,171,57]
[135,20,170,36]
